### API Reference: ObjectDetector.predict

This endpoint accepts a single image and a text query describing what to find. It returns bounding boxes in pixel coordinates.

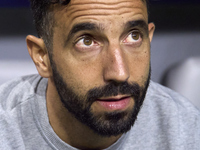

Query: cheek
[53,51,103,95]
[128,46,150,85]
[52,31,104,95]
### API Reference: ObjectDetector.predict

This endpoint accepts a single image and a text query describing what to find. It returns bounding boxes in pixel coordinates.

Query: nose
[103,44,130,83]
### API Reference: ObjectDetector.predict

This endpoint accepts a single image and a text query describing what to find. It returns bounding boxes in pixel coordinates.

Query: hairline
[42,0,148,53]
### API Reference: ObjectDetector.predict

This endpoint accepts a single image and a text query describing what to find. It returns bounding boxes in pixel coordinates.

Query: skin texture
[26,0,155,149]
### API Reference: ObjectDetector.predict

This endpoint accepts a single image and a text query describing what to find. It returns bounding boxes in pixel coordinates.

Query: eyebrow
[125,20,149,36]
[65,22,101,45]
[64,20,148,46]
[70,22,98,35]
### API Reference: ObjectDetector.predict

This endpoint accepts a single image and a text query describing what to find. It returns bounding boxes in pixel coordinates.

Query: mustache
[86,81,141,104]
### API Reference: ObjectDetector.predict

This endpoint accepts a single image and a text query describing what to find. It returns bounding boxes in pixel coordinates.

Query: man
[0,0,199,149]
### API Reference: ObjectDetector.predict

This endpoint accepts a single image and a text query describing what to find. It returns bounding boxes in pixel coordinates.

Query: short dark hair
[30,0,69,37]
[29,0,148,51]
[29,0,70,51]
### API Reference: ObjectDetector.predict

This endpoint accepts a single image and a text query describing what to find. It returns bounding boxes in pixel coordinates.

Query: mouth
[96,96,132,111]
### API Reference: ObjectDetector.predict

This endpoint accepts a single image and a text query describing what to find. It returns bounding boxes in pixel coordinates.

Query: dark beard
[50,55,150,137]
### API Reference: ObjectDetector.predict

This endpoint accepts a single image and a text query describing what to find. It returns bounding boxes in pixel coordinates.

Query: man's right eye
[82,37,93,46]
[75,36,95,47]
[74,36,101,52]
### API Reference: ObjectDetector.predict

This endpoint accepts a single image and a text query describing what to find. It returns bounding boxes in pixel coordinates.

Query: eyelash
[74,30,143,50]
[74,35,100,51]
[122,30,143,44]
[74,35,93,44]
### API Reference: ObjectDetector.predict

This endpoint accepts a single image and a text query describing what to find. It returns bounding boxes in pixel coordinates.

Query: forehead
[54,0,148,32]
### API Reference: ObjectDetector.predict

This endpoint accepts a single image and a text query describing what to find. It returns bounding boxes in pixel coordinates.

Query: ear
[26,35,52,78]
[148,22,155,43]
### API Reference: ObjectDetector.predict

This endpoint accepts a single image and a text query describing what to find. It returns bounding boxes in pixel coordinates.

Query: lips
[96,96,131,111]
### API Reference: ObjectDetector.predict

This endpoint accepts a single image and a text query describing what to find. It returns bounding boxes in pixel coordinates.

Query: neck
[46,79,121,149]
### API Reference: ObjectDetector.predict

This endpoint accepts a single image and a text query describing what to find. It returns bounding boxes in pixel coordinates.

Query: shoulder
[123,81,200,149]
[147,81,200,114]
[0,74,45,111]
[0,74,46,149]
[146,81,200,144]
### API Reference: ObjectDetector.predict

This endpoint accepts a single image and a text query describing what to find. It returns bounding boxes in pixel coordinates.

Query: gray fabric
[0,74,199,150]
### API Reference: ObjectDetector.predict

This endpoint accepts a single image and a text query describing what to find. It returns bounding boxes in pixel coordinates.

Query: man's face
[50,0,152,136]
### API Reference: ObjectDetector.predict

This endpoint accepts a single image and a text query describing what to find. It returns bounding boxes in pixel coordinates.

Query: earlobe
[148,23,155,42]
[26,35,51,78]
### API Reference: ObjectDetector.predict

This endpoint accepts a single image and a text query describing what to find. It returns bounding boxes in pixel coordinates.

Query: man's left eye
[123,31,142,45]
[131,32,140,40]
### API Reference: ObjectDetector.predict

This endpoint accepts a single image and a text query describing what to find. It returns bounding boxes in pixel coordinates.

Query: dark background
[0,0,200,34]
[0,0,200,7]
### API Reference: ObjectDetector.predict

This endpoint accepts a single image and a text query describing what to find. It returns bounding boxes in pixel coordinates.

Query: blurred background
[0,0,200,108]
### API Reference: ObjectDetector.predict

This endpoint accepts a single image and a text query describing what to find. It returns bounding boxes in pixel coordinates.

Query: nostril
[109,80,129,87]
[103,59,130,83]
